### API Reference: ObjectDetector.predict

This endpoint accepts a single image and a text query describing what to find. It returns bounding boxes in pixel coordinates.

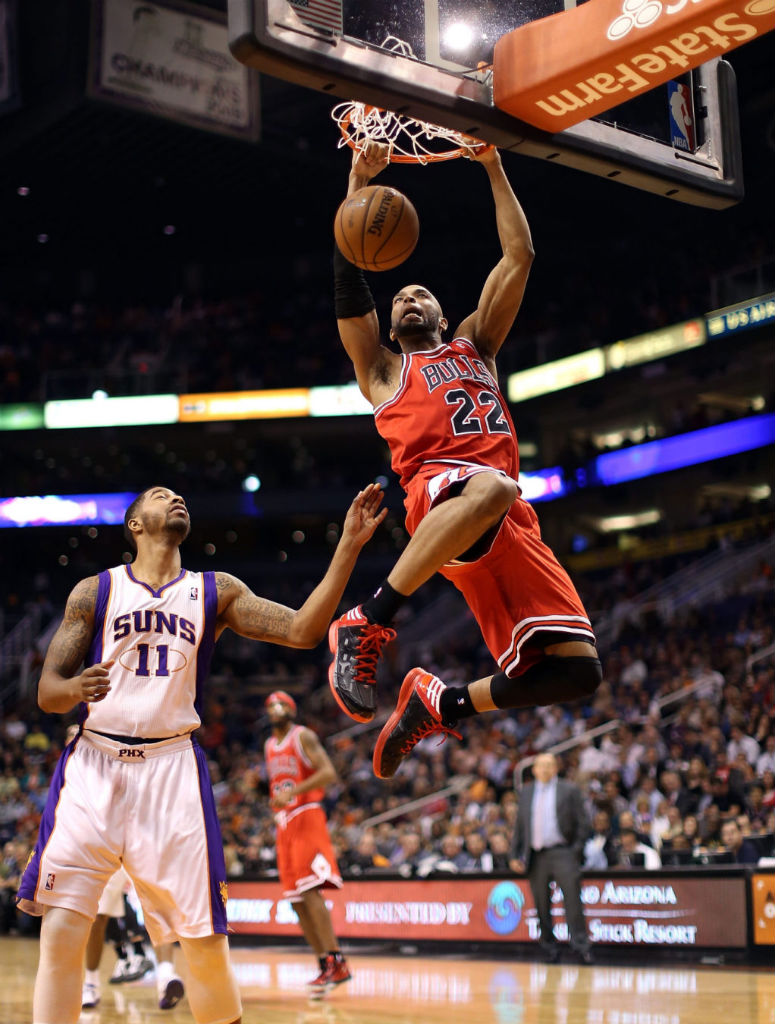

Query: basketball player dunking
[328,143,602,779]
[17,483,386,1024]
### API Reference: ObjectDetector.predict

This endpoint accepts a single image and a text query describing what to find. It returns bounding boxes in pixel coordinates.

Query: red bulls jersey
[373,337,520,489]
[264,725,323,817]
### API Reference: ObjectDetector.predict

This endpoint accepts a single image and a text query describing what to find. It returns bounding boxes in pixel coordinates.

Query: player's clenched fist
[76,660,114,702]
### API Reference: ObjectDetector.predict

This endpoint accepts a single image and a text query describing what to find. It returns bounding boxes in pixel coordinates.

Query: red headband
[266,691,297,715]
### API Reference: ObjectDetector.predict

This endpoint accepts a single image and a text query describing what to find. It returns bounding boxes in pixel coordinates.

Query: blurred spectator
[761,771,775,810]
[388,828,427,875]
[617,811,653,848]
[1,714,27,745]
[660,769,698,817]
[616,829,662,870]
[707,774,736,814]
[22,723,50,757]
[619,646,648,688]
[745,784,768,830]
[459,833,494,873]
[578,736,618,776]
[0,838,24,933]
[342,831,391,874]
[430,834,468,873]
[583,811,616,869]
[652,803,683,850]
[757,735,775,777]
[681,814,702,853]
[489,831,512,871]
[602,779,629,819]
[727,725,760,766]
[720,819,760,864]
[699,805,724,848]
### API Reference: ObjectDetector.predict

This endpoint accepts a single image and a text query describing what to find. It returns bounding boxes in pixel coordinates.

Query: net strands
[332,101,490,165]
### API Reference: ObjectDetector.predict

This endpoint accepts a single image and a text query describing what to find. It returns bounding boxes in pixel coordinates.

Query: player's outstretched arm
[335,143,393,404]
[38,576,114,714]
[455,148,534,371]
[217,483,387,648]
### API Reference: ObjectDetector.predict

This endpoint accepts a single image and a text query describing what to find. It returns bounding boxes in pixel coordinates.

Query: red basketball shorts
[275,805,343,902]
[404,464,596,677]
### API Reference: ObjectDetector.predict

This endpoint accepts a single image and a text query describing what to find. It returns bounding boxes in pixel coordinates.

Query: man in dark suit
[510,752,593,964]
[720,819,761,864]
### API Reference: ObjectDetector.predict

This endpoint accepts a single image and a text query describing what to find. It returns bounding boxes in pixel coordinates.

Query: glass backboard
[228,0,744,208]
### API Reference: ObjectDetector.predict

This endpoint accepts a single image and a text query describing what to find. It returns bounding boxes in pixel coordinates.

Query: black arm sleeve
[334,243,375,320]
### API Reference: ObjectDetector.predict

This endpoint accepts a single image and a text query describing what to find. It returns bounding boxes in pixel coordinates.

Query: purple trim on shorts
[194,572,218,721]
[192,739,229,934]
[16,736,79,908]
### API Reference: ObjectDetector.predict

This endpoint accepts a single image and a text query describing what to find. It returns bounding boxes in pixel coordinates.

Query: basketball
[334,185,419,272]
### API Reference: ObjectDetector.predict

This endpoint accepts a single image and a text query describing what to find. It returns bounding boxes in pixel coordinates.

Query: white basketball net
[331,100,491,165]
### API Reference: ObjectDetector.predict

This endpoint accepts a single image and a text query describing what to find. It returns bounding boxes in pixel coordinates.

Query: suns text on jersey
[112,610,197,645]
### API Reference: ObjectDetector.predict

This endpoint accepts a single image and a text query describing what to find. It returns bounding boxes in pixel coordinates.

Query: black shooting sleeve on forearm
[334,243,375,319]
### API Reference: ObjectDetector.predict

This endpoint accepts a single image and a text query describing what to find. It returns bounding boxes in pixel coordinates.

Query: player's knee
[466,473,518,521]
[567,656,603,697]
[40,907,91,966]
[490,656,602,709]
[178,934,242,1024]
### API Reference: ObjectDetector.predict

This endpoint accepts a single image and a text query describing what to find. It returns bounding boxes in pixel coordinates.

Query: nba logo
[45,873,56,891]
[189,587,198,600]
[668,80,696,153]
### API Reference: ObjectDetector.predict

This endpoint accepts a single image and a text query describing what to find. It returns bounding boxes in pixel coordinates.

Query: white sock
[84,968,100,987]
[157,959,174,989]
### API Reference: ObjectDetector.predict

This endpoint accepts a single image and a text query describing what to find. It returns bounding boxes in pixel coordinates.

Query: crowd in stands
[0,215,771,409]
[1,541,773,936]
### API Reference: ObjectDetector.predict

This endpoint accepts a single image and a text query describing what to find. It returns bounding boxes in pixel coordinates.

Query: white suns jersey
[81,565,218,739]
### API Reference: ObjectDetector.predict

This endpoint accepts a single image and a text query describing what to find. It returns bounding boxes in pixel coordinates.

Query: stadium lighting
[442,22,475,51]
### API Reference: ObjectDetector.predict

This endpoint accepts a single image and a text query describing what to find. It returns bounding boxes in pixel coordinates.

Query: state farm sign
[493,0,775,131]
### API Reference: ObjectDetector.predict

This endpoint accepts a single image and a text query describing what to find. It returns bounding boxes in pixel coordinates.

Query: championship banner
[228,873,748,949]
[493,0,775,132]
[88,0,259,139]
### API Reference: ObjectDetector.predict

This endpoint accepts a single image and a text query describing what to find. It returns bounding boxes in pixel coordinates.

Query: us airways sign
[493,0,775,132]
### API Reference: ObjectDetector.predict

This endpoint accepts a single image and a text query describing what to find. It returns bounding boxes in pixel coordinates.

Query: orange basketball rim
[332,101,493,164]
[494,0,775,132]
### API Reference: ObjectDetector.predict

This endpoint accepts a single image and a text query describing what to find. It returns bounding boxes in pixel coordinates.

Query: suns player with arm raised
[263,691,352,996]
[17,482,386,1024]
[329,142,602,780]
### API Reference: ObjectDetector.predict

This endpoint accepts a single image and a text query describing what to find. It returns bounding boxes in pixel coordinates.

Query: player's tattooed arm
[216,485,386,649]
[215,573,296,645]
[38,576,114,714]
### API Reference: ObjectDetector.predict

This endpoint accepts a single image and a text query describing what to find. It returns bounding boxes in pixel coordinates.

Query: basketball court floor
[1,938,772,1023]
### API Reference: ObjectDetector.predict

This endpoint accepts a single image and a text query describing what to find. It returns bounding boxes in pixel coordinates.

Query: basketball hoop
[332,100,491,165]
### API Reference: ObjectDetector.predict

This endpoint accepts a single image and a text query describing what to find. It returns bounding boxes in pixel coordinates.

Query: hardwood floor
[1,937,771,1023]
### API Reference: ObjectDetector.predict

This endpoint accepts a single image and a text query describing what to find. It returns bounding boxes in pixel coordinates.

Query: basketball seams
[380,236,418,265]
[335,184,418,272]
[373,191,404,268]
[362,187,380,272]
